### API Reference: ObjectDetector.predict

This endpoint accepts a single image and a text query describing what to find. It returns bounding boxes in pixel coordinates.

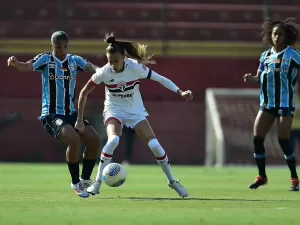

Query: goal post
[205,88,260,167]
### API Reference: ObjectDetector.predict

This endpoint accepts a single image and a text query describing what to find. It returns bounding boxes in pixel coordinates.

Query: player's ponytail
[104,33,155,65]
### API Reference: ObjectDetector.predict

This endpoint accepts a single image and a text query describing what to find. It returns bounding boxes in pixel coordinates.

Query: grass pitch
[0,164,299,225]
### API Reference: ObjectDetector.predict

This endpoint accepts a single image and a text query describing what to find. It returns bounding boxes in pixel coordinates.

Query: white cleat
[80,178,93,189]
[87,181,101,195]
[71,182,89,198]
[168,180,188,198]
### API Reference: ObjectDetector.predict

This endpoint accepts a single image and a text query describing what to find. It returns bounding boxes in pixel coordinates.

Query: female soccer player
[244,18,300,191]
[7,31,100,198]
[75,33,193,198]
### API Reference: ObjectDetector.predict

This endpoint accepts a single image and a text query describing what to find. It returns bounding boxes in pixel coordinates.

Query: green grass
[0,164,299,225]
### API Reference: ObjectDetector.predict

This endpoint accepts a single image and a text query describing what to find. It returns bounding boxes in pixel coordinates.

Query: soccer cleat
[80,178,93,189]
[248,176,268,189]
[168,180,188,198]
[290,178,299,192]
[87,181,101,195]
[71,182,89,198]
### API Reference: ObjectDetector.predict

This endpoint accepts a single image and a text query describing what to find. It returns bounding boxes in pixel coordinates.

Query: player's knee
[253,136,265,158]
[60,125,81,146]
[278,138,294,159]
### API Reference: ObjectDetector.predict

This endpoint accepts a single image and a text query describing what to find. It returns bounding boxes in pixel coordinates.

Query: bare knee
[60,125,81,147]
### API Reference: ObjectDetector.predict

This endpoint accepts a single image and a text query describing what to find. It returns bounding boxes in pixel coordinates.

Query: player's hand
[243,73,258,83]
[74,120,85,134]
[180,90,193,101]
[7,56,19,67]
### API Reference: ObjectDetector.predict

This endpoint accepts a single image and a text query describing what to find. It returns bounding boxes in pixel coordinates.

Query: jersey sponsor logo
[266,67,288,73]
[49,73,75,80]
[112,93,134,98]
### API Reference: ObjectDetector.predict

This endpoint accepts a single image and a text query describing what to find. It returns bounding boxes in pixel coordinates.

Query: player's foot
[80,178,93,189]
[168,180,188,198]
[290,178,299,192]
[248,175,268,189]
[71,182,89,198]
[87,181,101,195]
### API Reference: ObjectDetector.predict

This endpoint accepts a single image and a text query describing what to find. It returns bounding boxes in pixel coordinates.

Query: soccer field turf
[0,164,299,225]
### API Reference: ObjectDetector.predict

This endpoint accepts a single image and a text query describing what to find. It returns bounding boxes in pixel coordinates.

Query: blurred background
[0,0,300,166]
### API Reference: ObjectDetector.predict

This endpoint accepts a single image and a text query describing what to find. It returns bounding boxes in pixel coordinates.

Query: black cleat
[248,176,268,189]
[290,178,299,192]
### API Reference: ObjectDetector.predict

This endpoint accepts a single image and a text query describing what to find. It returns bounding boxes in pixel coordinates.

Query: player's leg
[132,119,188,198]
[87,117,122,195]
[79,123,100,187]
[122,127,135,165]
[41,115,89,198]
[249,109,276,189]
[277,110,299,191]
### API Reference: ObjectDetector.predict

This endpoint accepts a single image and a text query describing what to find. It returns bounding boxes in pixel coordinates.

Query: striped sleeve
[292,49,300,68]
[73,55,88,72]
[29,53,50,72]
[257,50,268,72]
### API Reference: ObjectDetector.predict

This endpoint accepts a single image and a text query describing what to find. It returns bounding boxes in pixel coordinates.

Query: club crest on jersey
[117,80,127,92]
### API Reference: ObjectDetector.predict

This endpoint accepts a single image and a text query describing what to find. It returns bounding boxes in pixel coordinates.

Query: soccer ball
[102,163,127,187]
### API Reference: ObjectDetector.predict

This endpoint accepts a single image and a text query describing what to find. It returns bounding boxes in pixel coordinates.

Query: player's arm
[244,52,265,83]
[7,53,49,72]
[7,56,33,72]
[73,55,99,73]
[85,62,99,73]
[146,70,193,100]
[76,68,104,123]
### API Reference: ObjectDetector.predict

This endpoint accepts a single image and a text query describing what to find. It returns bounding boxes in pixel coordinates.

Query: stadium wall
[0,55,259,164]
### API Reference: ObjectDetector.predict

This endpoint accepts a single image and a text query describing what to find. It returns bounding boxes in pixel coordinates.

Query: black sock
[278,138,298,179]
[68,161,80,184]
[255,158,267,178]
[286,158,298,179]
[81,159,96,180]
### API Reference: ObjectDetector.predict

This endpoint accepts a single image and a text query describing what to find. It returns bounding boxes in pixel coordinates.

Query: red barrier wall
[0,55,259,164]
[0,55,259,100]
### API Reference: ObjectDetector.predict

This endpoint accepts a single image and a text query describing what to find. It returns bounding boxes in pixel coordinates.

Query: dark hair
[104,33,155,64]
[51,31,69,45]
[262,17,299,46]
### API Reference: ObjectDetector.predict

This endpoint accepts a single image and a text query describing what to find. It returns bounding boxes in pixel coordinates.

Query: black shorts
[40,112,91,139]
[259,106,295,117]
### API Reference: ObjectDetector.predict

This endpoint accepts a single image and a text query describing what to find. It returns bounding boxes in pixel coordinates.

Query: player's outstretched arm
[7,56,33,72]
[149,71,193,101]
[84,62,99,73]
[75,81,97,133]
[243,71,261,83]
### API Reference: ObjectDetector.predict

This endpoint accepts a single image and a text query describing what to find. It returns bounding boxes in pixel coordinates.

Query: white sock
[95,135,120,182]
[148,139,175,182]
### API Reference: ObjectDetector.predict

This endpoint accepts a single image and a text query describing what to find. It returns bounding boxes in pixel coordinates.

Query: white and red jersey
[90,57,180,116]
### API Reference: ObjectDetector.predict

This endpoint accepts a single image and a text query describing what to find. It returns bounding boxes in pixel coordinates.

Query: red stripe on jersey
[101,152,113,158]
[105,79,139,89]
[156,154,167,161]
[89,79,98,87]
[105,83,118,88]
[126,80,139,86]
